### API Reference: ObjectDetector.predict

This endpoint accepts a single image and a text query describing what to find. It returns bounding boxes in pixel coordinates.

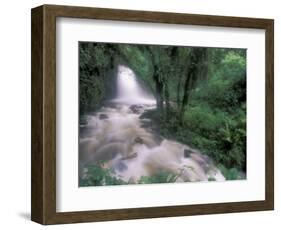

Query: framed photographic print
[31,4,274,225]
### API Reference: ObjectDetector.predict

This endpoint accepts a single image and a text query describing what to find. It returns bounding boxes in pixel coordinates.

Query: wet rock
[152,134,163,145]
[80,116,88,126]
[184,149,193,158]
[141,138,157,148]
[99,114,108,120]
[191,153,211,165]
[87,111,97,116]
[191,153,212,173]
[140,119,151,129]
[79,127,94,138]
[129,104,144,114]
[104,101,118,108]
[135,137,143,144]
[139,109,157,119]
[115,161,128,172]
[121,152,138,160]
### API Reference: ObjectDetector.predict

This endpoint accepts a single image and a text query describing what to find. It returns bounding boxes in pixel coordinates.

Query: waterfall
[113,65,155,105]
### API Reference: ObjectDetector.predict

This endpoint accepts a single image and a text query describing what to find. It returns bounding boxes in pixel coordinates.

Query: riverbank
[140,108,246,180]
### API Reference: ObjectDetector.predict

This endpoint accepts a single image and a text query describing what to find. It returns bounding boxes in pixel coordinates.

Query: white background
[0,0,279,229]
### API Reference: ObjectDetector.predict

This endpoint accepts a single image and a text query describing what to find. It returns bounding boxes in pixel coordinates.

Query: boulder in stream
[184,149,193,158]
[140,119,151,129]
[99,114,109,120]
[129,104,144,114]
[135,137,144,144]
[121,152,138,160]
[115,161,128,172]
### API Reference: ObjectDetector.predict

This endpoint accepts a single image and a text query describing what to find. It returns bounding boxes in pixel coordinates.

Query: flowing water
[79,65,225,185]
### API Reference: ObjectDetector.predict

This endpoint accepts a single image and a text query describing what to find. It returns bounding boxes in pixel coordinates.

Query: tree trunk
[176,74,183,109]
[164,81,170,118]
[180,71,193,122]
[155,75,164,112]
[179,48,208,123]
[151,62,163,113]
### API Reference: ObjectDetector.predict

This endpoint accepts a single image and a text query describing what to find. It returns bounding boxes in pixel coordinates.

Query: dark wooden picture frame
[31,4,274,225]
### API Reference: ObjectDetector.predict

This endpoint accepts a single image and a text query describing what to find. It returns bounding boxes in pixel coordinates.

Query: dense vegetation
[80,163,178,186]
[79,42,246,183]
[79,42,117,113]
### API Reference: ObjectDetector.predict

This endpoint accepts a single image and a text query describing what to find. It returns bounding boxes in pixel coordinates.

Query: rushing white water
[113,65,155,105]
[79,65,225,185]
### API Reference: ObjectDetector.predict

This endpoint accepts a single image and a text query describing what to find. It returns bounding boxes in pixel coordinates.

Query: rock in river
[129,104,144,114]
[121,152,138,160]
[135,137,143,144]
[99,114,108,120]
[184,149,193,158]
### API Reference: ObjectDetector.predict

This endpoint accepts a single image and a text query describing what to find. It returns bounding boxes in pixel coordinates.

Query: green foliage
[80,164,178,186]
[221,51,246,79]
[185,105,225,135]
[218,164,245,180]
[194,51,246,111]
[80,164,127,186]
[182,100,246,170]
[138,171,178,184]
[79,43,115,113]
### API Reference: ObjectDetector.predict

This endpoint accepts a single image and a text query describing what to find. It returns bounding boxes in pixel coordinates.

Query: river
[79,65,225,185]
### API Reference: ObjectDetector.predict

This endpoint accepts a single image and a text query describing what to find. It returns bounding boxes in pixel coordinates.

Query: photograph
[30,3,274,224]
[78,42,247,187]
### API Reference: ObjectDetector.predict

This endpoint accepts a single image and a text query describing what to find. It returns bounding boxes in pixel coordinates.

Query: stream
[79,65,225,184]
